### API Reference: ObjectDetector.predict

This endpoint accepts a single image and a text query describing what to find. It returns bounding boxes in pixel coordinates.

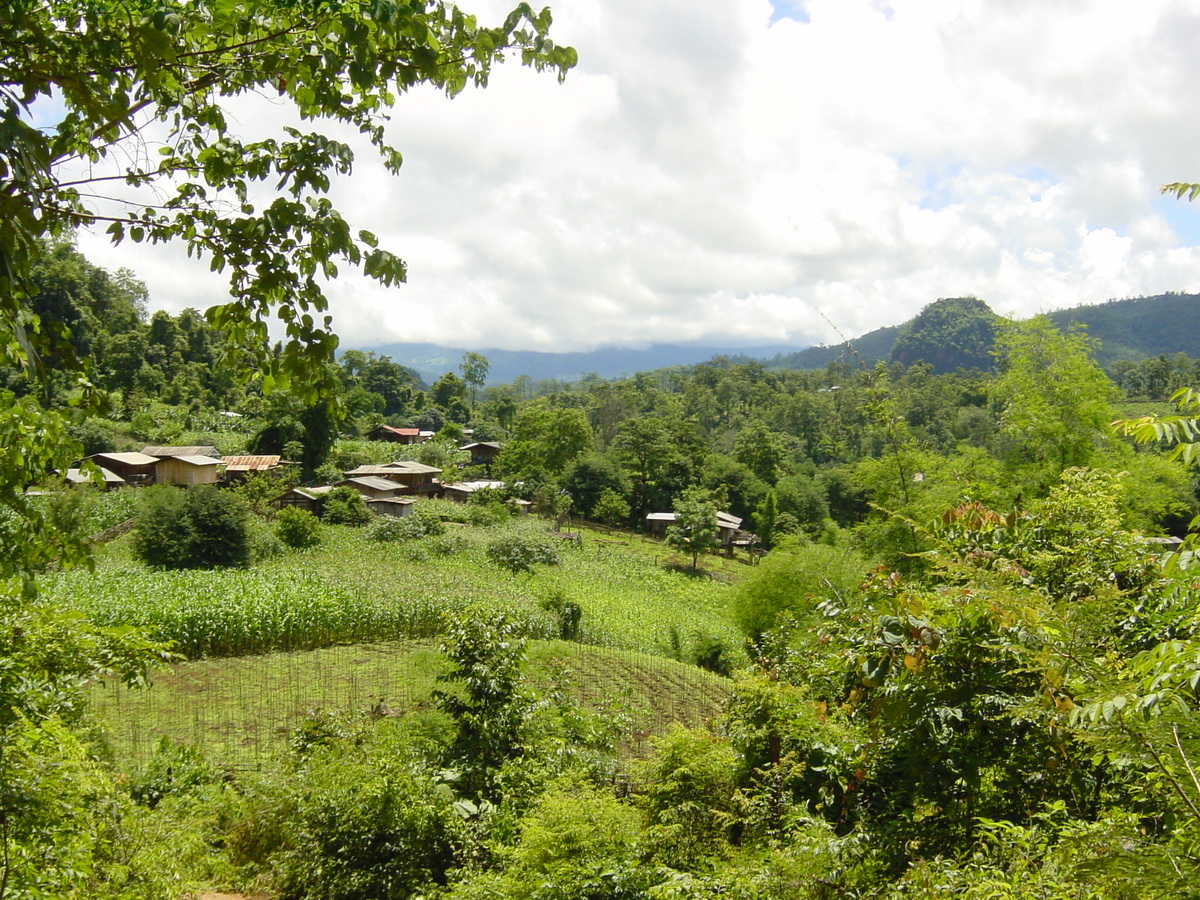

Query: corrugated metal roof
[90,452,158,465]
[443,480,505,493]
[646,511,744,528]
[64,467,124,483]
[221,455,281,469]
[383,461,442,474]
[142,445,221,458]
[169,455,224,466]
[345,465,406,477]
[340,476,403,492]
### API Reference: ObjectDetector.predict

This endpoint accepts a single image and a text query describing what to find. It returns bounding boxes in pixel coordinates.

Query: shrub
[367,509,445,542]
[592,488,631,527]
[465,500,511,526]
[266,756,465,900]
[133,485,250,569]
[486,534,560,574]
[276,507,322,549]
[320,486,370,526]
[129,737,218,809]
[366,514,420,542]
[539,590,584,641]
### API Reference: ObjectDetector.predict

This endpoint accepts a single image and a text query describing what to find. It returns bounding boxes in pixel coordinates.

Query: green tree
[733,423,788,484]
[275,506,323,549]
[460,351,490,412]
[496,403,594,482]
[593,487,632,527]
[754,489,778,550]
[666,486,719,573]
[561,453,627,518]
[321,486,371,526]
[989,317,1117,476]
[133,485,250,569]
[433,611,532,801]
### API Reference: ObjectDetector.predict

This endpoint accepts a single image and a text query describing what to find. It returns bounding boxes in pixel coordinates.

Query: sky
[72,0,1200,353]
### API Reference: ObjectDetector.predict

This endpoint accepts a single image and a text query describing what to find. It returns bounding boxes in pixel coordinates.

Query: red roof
[375,426,420,436]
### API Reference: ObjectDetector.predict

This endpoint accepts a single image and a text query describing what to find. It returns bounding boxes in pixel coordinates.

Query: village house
[139,445,225,485]
[644,510,744,547]
[272,485,333,513]
[334,475,406,501]
[367,425,425,444]
[85,452,159,484]
[344,460,443,495]
[153,454,224,486]
[459,441,502,469]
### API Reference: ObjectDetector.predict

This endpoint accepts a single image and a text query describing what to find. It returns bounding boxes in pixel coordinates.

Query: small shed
[367,497,417,518]
[335,476,406,500]
[154,454,224,486]
[460,441,502,468]
[272,485,333,513]
[62,466,125,490]
[87,452,158,484]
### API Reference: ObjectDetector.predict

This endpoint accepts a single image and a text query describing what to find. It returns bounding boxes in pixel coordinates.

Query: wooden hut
[86,452,158,485]
[153,455,224,486]
[367,497,417,518]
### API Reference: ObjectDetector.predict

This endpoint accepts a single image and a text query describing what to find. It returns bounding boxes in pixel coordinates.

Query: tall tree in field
[460,351,490,413]
[666,486,720,573]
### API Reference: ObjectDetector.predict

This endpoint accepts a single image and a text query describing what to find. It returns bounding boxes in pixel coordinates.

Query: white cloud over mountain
[76,0,1200,352]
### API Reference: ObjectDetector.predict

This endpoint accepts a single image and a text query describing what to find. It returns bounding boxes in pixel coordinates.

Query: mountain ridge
[347,292,1200,384]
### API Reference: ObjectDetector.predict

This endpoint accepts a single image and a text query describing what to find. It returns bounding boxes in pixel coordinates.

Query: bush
[367,509,445,542]
[731,541,866,640]
[261,755,465,900]
[320,486,370,526]
[133,485,250,569]
[539,590,584,641]
[486,534,561,574]
[366,514,421,542]
[276,507,322,549]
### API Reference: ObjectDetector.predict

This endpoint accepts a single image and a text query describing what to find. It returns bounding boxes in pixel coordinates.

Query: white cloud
[73,0,1200,352]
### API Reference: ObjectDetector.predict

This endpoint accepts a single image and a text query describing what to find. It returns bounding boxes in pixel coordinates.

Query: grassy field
[49,516,746,661]
[88,638,733,770]
[55,512,746,772]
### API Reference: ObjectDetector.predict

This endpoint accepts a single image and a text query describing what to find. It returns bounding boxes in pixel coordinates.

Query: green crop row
[48,517,744,663]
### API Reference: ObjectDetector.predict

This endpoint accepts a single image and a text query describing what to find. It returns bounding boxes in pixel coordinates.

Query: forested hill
[771,292,1200,372]
[1047,292,1200,366]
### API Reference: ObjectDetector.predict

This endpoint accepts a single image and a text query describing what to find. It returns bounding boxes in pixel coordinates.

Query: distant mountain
[771,292,1200,373]
[353,341,801,385]
[351,293,1200,385]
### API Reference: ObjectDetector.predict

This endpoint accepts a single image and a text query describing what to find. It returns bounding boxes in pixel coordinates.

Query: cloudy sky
[75,0,1200,353]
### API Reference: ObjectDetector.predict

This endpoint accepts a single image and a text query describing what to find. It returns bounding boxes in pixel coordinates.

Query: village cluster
[66,423,755,553]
